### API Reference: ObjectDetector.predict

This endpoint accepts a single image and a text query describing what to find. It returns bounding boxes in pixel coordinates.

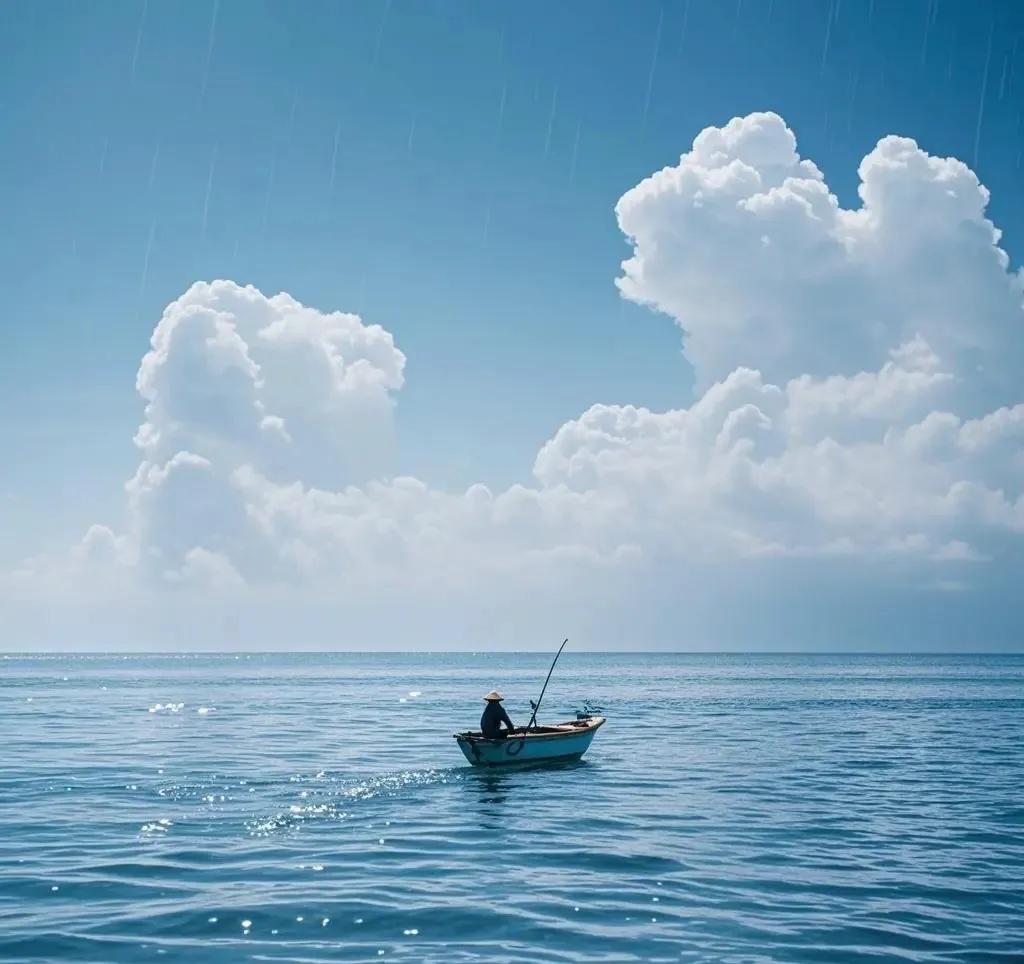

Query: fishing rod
[526,638,568,731]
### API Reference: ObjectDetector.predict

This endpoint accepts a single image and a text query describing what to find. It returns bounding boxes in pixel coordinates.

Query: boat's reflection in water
[463,759,592,830]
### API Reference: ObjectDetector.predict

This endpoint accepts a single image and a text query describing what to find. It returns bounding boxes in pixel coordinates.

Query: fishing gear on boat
[527,638,568,731]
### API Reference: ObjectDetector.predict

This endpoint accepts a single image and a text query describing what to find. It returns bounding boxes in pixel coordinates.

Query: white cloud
[167,548,246,591]
[135,281,405,489]
[124,282,407,586]
[532,344,1023,562]
[614,112,1024,403]
[5,113,1024,648]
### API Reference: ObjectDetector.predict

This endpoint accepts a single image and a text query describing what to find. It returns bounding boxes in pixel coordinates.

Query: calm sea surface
[2,652,1023,963]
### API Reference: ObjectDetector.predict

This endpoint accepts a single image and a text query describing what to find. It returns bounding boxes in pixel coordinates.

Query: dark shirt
[480,701,515,739]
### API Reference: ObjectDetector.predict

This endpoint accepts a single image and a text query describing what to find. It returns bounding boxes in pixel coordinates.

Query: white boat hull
[453,717,605,767]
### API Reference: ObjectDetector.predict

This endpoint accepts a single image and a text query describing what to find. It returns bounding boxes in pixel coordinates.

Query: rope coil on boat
[505,736,525,757]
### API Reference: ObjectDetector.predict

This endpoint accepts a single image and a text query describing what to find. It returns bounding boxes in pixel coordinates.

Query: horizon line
[4,650,1023,657]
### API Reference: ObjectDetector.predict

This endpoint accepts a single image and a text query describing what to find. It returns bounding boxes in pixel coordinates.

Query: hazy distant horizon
[5,646,1023,657]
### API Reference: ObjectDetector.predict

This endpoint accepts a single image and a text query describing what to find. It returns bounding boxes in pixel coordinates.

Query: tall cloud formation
[616,112,1024,406]
[8,113,1024,648]
[127,283,405,586]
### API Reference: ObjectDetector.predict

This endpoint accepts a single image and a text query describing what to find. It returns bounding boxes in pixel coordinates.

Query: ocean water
[2,653,1023,963]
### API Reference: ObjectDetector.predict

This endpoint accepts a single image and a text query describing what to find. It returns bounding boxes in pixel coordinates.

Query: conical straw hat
[483,690,504,701]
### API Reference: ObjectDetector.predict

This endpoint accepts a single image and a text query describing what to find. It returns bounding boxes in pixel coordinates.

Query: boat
[453,715,606,767]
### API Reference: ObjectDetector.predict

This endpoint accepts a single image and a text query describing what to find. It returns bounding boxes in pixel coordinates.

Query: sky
[2,0,1023,651]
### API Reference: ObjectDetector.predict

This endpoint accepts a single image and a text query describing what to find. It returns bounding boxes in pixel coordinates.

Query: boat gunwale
[453,716,605,744]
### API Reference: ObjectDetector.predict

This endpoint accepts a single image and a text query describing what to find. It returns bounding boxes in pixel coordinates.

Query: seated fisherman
[481,690,516,740]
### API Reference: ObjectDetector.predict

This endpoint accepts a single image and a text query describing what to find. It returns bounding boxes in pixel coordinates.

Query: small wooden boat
[454,716,606,768]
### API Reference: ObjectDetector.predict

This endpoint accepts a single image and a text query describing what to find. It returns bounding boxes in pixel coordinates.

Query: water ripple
[2,652,1023,961]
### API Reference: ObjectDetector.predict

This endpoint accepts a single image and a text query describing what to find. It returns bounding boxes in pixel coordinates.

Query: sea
[2,652,1023,963]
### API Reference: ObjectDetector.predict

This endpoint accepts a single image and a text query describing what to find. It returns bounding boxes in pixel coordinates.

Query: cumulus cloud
[615,112,1024,404]
[135,281,405,487]
[6,112,1024,648]
[125,282,406,585]
[532,343,1024,563]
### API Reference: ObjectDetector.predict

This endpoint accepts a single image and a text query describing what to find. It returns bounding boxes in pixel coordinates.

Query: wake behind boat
[454,715,606,767]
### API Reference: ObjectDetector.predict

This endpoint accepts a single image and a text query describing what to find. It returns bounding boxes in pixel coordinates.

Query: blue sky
[2,1,1024,649]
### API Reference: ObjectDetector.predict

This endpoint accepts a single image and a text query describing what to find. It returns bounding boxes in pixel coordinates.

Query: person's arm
[501,706,515,732]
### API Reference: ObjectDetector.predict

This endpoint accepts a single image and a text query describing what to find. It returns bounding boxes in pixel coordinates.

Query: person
[480,690,516,740]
